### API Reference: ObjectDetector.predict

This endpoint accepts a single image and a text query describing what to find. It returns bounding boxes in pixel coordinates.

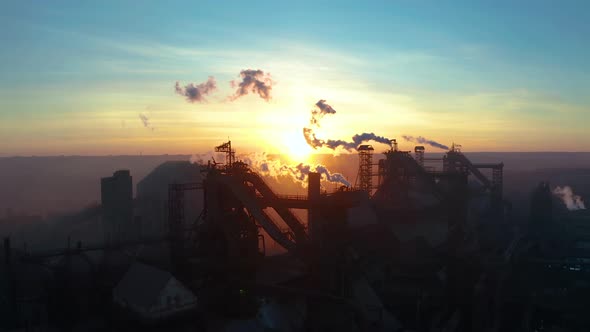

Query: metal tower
[215,140,235,167]
[357,145,374,194]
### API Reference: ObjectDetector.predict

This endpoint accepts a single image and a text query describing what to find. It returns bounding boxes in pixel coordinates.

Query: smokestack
[4,237,10,266]
[415,146,425,166]
[308,172,321,243]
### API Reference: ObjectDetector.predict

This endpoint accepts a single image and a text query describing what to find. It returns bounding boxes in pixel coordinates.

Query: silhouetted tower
[101,170,133,244]
[530,181,553,227]
[414,146,425,167]
[530,181,561,255]
[356,145,374,194]
[215,140,235,167]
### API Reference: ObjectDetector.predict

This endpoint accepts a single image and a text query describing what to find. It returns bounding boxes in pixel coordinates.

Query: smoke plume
[303,99,392,152]
[175,76,217,103]
[191,151,350,187]
[553,186,586,210]
[138,113,155,131]
[310,99,337,126]
[241,153,350,187]
[402,135,448,150]
[230,69,273,102]
[254,159,351,188]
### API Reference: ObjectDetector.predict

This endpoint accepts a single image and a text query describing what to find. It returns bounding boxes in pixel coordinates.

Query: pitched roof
[113,262,172,308]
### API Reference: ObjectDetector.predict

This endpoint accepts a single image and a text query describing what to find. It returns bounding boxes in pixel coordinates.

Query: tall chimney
[308,172,321,243]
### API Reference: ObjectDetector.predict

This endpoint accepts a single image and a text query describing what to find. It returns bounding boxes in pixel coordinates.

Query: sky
[1,0,589,157]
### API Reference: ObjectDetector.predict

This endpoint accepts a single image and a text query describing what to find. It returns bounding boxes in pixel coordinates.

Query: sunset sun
[281,131,313,162]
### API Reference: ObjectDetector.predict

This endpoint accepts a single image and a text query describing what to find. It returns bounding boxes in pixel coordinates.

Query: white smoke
[190,151,350,187]
[402,135,448,150]
[241,152,351,187]
[553,186,586,210]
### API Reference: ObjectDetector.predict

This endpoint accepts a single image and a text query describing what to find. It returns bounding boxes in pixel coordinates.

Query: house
[113,262,197,322]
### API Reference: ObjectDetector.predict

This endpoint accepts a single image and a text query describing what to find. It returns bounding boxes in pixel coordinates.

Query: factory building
[10,139,590,330]
[101,170,134,244]
[136,161,202,238]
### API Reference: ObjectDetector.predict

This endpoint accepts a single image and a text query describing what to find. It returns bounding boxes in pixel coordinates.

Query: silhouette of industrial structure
[2,139,590,331]
[101,170,134,244]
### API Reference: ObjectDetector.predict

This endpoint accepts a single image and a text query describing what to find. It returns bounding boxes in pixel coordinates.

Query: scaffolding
[357,145,375,194]
[167,182,204,271]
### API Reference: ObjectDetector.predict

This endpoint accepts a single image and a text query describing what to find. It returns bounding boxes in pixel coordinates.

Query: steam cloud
[553,186,586,210]
[402,135,448,150]
[138,113,155,131]
[241,152,351,187]
[230,69,273,102]
[190,151,350,187]
[303,99,392,152]
[175,76,217,103]
[250,157,351,188]
[310,99,336,126]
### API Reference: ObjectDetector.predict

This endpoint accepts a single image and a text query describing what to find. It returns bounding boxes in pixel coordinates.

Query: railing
[254,193,307,200]
[276,194,308,201]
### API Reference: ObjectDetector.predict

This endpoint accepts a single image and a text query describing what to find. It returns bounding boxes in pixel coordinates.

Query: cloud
[175,76,217,103]
[229,69,273,102]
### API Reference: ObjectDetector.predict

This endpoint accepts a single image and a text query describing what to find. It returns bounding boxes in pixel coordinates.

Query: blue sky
[1,1,589,155]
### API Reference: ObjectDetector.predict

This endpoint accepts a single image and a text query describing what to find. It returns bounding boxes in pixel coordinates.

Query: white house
[113,262,197,321]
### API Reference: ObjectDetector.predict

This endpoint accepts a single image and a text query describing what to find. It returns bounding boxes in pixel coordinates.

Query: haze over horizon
[1,1,589,157]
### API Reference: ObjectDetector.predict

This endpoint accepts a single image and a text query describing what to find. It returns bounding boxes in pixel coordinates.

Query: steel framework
[168,182,204,270]
[357,145,374,194]
[215,140,235,167]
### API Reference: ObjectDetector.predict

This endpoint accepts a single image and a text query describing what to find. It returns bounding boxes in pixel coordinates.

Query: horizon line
[2,151,590,158]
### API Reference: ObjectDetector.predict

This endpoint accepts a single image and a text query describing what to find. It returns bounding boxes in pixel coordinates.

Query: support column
[308,172,321,245]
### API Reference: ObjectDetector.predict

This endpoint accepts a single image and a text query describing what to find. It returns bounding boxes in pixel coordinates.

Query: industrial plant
[2,139,589,331]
